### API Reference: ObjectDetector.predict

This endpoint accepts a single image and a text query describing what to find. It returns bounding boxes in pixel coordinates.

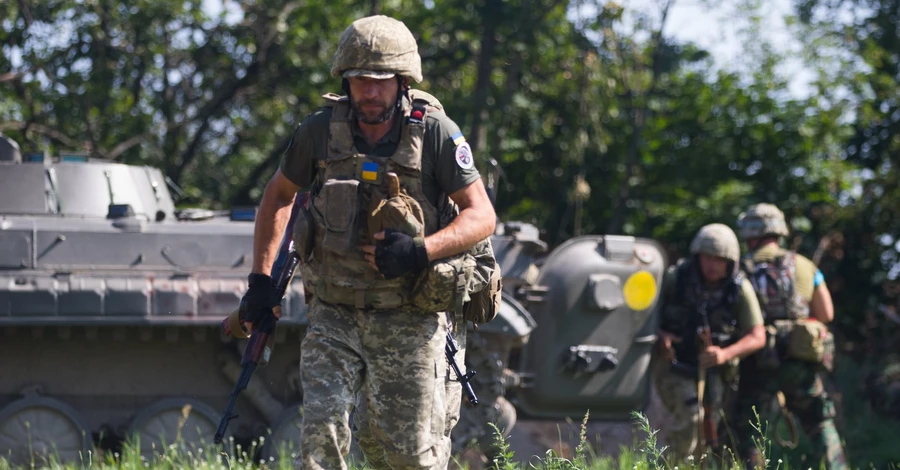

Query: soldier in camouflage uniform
[653,223,766,463]
[240,15,498,470]
[731,203,848,470]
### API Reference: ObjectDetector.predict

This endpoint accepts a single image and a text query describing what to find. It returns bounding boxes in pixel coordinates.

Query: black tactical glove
[375,229,429,279]
[239,273,282,329]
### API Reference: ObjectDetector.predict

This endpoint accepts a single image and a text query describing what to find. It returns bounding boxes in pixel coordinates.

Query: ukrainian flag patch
[361,161,379,182]
[450,131,466,146]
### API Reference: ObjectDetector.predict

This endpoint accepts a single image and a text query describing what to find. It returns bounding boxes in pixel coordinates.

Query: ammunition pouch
[463,251,502,325]
[410,237,501,324]
[756,319,832,370]
[787,319,833,369]
[367,187,425,243]
[313,179,360,254]
[292,204,315,262]
[410,251,476,312]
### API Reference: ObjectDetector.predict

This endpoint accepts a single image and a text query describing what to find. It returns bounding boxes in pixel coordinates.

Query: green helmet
[331,15,423,83]
[736,203,789,240]
[690,223,740,263]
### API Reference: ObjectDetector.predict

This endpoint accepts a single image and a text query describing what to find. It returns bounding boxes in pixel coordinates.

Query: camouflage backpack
[741,252,809,322]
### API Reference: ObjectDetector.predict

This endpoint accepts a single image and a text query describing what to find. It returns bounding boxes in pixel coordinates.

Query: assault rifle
[446,331,478,406]
[213,194,307,445]
[696,300,718,458]
[214,248,300,444]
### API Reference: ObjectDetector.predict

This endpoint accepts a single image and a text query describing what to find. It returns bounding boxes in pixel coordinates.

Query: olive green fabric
[751,243,820,302]
[660,267,764,333]
[279,95,480,209]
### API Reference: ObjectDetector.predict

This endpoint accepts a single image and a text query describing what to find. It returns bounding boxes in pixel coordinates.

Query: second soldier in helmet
[653,223,766,462]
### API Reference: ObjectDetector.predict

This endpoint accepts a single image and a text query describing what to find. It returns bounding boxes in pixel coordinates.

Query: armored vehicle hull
[0,141,308,464]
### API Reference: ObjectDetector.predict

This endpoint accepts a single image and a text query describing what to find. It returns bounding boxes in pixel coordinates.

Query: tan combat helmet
[690,223,741,263]
[331,15,423,83]
[736,203,789,240]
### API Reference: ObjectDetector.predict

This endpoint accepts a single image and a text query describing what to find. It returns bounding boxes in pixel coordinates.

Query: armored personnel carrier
[0,134,310,465]
[0,133,668,465]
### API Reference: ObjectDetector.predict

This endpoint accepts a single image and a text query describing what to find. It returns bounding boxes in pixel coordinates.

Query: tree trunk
[467,0,501,155]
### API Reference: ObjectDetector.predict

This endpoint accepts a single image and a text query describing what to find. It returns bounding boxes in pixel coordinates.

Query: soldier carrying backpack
[730,203,848,470]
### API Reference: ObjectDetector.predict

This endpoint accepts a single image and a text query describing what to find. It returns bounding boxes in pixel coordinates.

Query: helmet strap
[396,77,409,111]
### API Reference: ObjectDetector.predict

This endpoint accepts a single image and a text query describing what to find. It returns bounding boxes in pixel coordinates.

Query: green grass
[3,408,897,470]
[4,362,900,470]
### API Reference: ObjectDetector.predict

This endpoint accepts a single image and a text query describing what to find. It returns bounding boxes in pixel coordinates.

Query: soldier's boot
[809,419,848,470]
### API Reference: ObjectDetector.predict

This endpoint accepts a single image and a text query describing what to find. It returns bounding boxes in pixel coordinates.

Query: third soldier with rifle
[653,223,766,463]
[236,14,501,470]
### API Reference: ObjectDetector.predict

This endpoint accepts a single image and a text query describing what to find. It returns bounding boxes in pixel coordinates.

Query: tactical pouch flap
[410,253,475,312]
[463,260,502,325]
[313,179,359,253]
[787,319,830,364]
[367,190,425,244]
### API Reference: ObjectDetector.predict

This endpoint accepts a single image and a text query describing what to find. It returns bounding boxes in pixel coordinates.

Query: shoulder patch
[450,131,466,146]
[455,142,474,170]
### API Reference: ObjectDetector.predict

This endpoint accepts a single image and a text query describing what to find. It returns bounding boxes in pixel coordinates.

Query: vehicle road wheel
[127,397,220,457]
[0,396,92,466]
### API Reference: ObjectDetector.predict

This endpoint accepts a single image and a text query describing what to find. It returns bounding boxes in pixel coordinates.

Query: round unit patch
[623,270,658,311]
[455,142,474,169]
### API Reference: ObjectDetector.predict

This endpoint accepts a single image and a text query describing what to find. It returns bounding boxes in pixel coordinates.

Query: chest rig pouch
[297,89,500,320]
[410,200,502,325]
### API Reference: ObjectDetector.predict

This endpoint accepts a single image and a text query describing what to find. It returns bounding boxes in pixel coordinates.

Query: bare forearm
[811,284,834,323]
[252,182,296,275]
[723,326,766,361]
[423,207,495,261]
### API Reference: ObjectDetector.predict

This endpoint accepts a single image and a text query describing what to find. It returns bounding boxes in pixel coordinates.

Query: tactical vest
[741,249,810,323]
[662,259,742,367]
[296,90,446,309]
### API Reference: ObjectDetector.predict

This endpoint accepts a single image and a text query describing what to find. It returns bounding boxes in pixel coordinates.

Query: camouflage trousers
[651,358,729,463]
[352,313,466,469]
[730,360,847,470]
[295,297,459,470]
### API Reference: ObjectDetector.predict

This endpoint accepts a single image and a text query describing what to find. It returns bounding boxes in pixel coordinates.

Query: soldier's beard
[351,99,397,124]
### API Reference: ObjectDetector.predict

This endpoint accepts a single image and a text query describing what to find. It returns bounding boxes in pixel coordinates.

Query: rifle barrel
[445,332,478,406]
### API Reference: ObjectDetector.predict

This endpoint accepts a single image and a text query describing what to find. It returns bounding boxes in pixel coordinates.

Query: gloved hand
[374,229,429,279]
[239,273,282,331]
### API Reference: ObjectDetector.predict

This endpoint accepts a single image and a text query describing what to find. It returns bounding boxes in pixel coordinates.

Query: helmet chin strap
[396,77,409,110]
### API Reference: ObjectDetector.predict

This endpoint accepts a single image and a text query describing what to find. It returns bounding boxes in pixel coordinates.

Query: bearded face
[347,76,401,124]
